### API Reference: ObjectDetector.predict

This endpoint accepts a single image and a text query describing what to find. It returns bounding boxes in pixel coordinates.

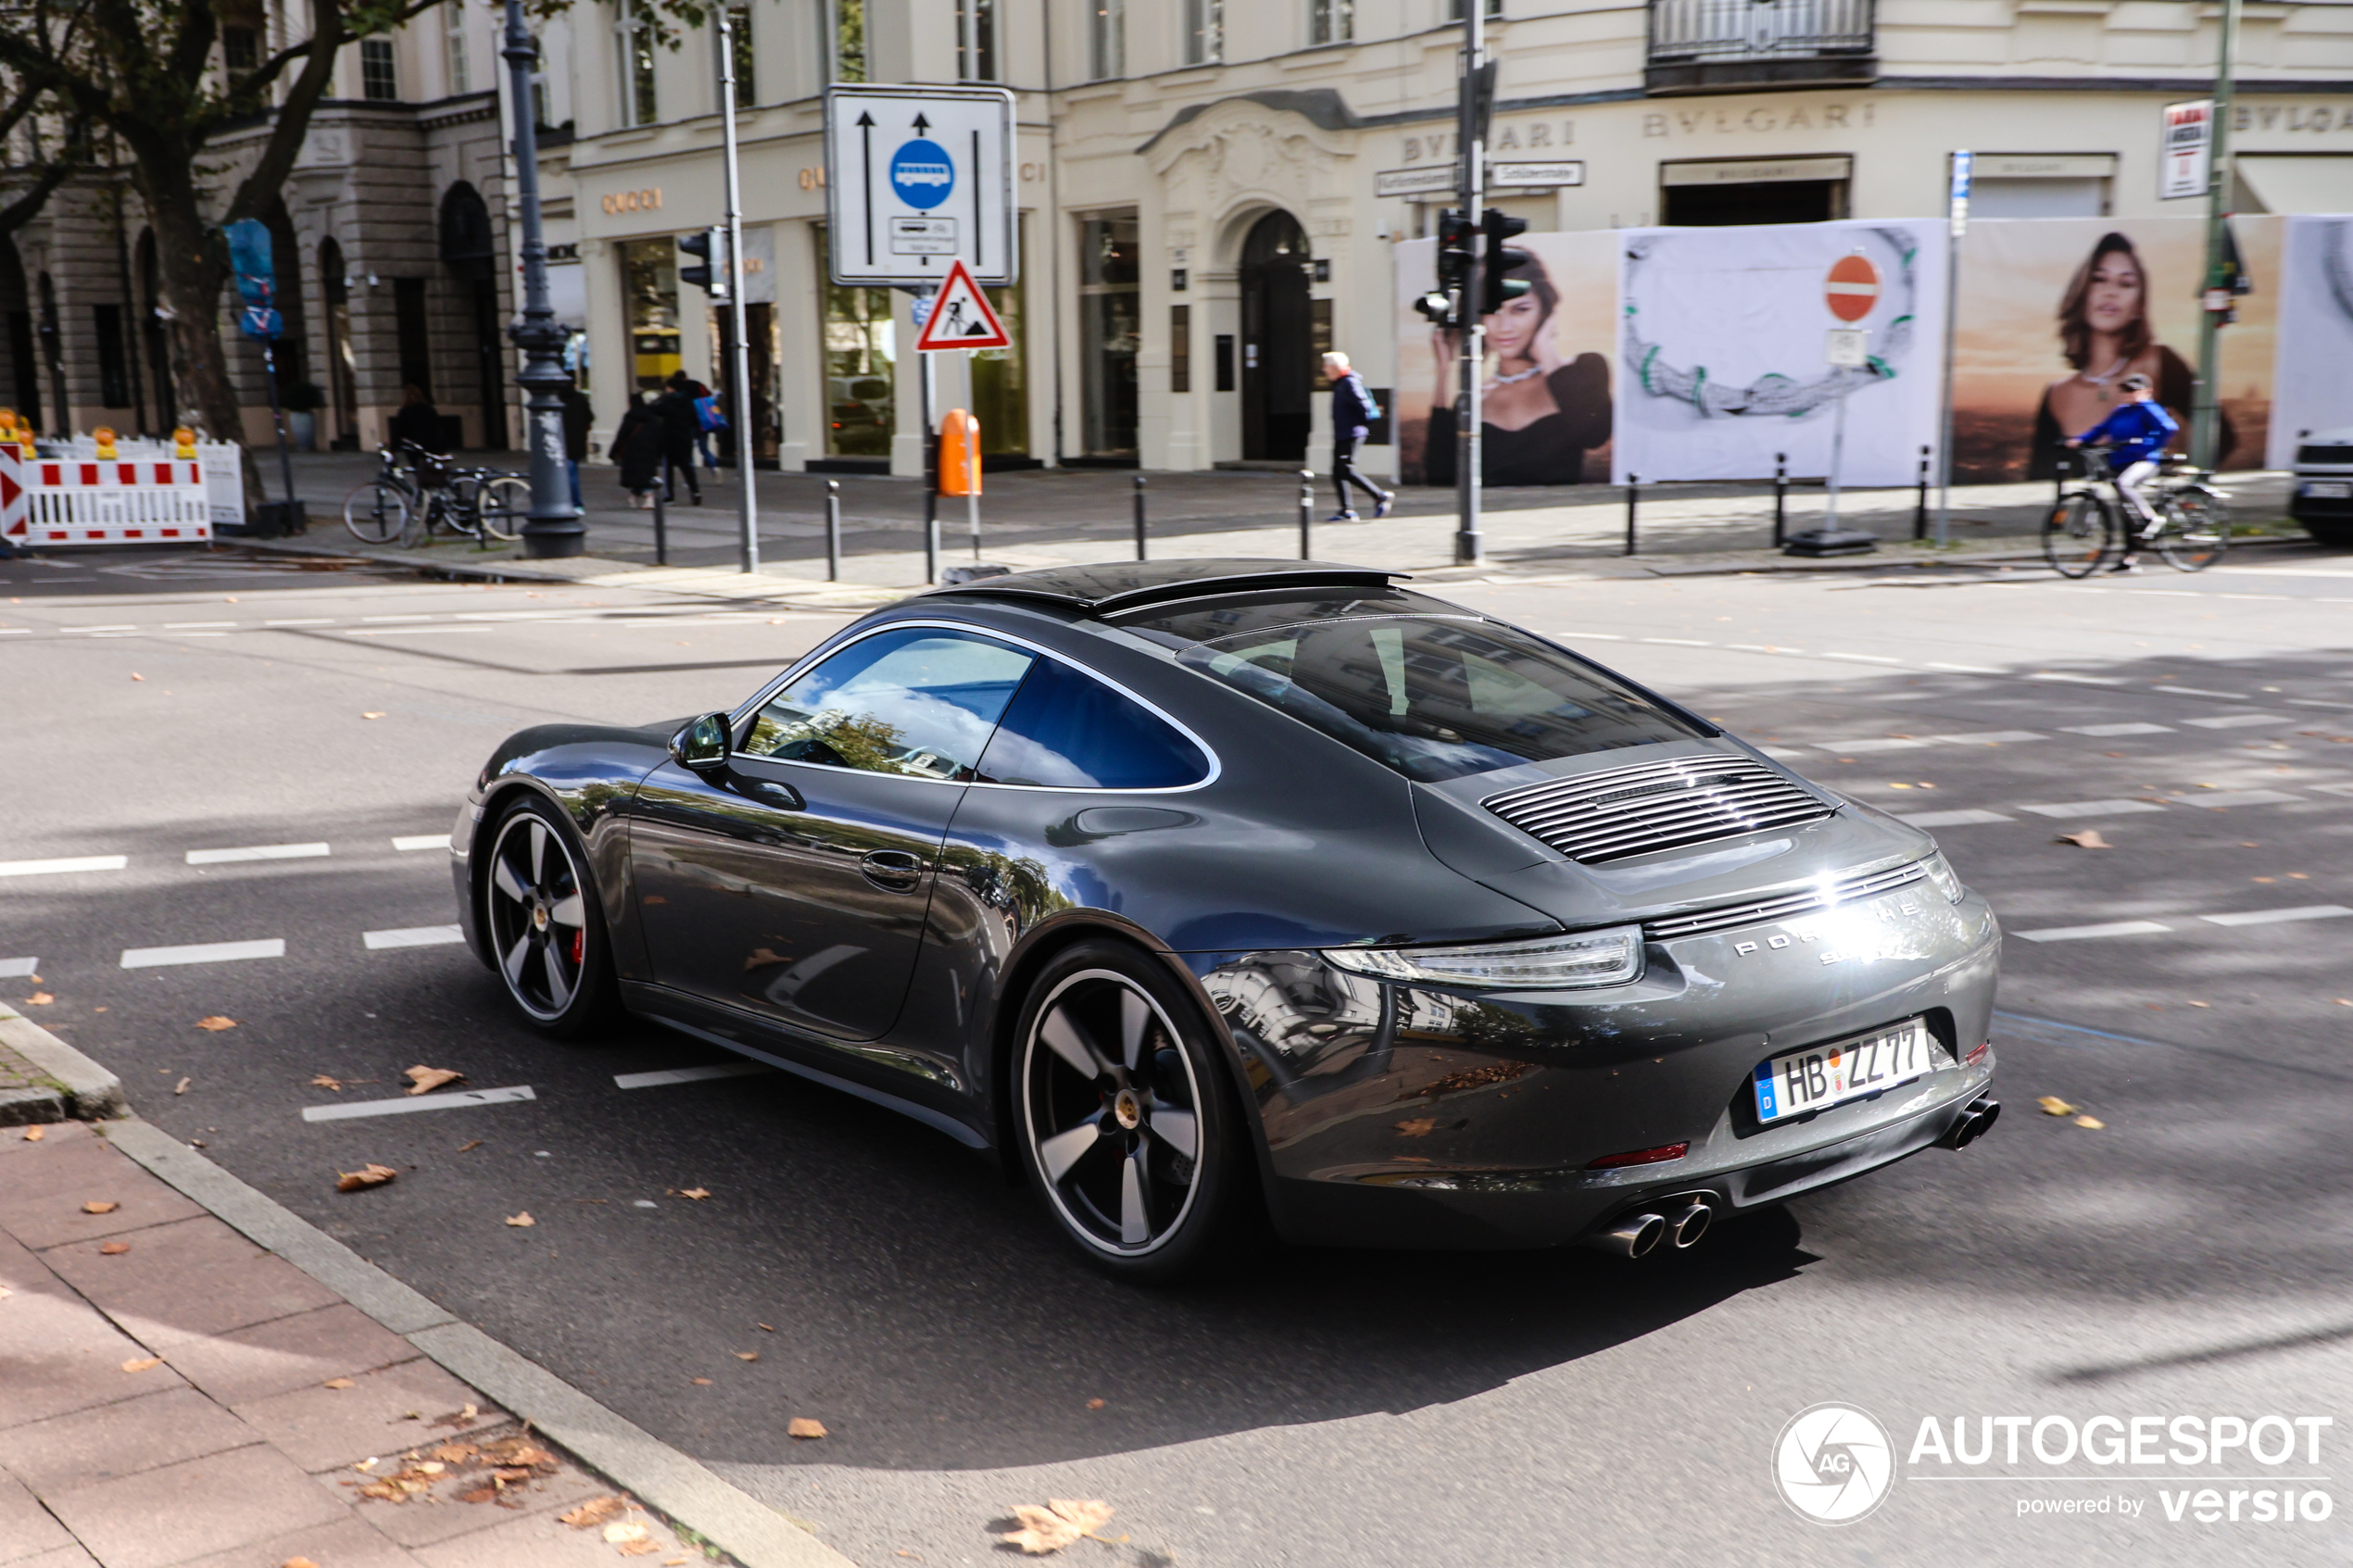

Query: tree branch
[0,126,80,239]
[222,1,348,223]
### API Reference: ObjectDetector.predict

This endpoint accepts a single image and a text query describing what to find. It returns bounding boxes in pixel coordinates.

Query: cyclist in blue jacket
[2066,372,2178,571]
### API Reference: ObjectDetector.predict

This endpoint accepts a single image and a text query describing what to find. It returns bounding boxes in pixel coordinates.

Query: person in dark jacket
[387,384,442,454]
[655,372,703,504]
[1322,352,1392,521]
[558,379,593,511]
[612,393,666,509]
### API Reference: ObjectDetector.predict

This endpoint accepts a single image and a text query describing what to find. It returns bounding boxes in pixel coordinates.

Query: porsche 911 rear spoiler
[924,558,1406,616]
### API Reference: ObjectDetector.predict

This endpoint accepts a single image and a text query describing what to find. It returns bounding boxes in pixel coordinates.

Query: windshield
[1147,611,1701,783]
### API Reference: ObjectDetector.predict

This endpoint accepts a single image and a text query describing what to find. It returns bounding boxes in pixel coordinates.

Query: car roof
[920,558,1405,616]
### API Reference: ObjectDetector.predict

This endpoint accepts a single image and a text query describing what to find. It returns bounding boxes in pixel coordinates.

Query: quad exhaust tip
[1585,1198,1715,1259]
[1941,1095,2001,1151]
[1669,1200,1713,1249]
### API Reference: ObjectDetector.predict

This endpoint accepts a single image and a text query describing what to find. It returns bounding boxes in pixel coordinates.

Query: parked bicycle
[2042,445,2232,579]
[343,441,528,547]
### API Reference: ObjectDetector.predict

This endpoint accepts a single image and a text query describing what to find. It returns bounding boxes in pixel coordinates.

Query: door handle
[737,778,804,811]
[860,849,925,891]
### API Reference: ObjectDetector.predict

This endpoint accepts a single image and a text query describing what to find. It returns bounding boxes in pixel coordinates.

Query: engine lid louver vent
[1483,755,1834,864]
[1643,860,1928,942]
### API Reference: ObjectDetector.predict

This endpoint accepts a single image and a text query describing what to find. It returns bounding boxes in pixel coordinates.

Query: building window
[1182,0,1221,63]
[1448,0,1503,16]
[1088,0,1123,79]
[1308,0,1351,44]
[617,238,681,393]
[616,1,657,126]
[1169,304,1189,394]
[1078,213,1138,457]
[813,226,896,458]
[93,305,131,408]
[359,38,399,102]
[724,3,754,103]
[221,25,258,79]
[393,277,433,400]
[957,0,997,81]
[825,0,866,83]
[975,276,1027,456]
[445,6,469,94]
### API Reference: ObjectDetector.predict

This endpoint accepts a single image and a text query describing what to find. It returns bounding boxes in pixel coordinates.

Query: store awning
[2235,157,2353,215]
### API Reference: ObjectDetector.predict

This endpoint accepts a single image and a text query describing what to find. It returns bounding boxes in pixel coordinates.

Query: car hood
[1410,737,1934,931]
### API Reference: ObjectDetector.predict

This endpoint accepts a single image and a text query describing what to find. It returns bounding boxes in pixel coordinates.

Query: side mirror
[670,712,732,772]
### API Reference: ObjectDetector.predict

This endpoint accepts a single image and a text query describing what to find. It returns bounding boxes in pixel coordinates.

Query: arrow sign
[824,84,1015,287]
[912,258,1010,353]
[856,110,876,267]
[1825,252,1881,323]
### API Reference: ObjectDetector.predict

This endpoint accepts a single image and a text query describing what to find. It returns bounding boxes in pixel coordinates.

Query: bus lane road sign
[824,84,1016,287]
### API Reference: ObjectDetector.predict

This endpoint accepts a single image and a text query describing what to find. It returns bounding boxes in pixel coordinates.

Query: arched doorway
[1239,210,1312,462]
[319,238,358,447]
[136,232,174,430]
[438,182,505,448]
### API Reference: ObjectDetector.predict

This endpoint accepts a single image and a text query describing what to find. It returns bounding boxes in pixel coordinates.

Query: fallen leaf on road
[757,1323,774,1333]
[195,1016,237,1032]
[311,1075,343,1090]
[735,1351,759,1361]
[561,1498,627,1529]
[405,1065,463,1096]
[362,711,385,720]
[2074,1115,2106,1130]
[121,1357,162,1374]
[505,1212,535,1228]
[1000,1500,1115,1555]
[1392,1118,1436,1137]
[457,1139,483,1151]
[1887,782,1912,790]
[131,672,145,681]
[174,1077,190,1095]
[673,1187,711,1200]
[99,1242,130,1255]
[1087,1399,1105,1411]
[433,1443,479,1462]
[2187,1000,2210,1009]
[690,1378,713,1386]
[23,992,52,1005]
[787,1418,826,1439]
[324,1378,355,1389]
[2037,1096,2077,1117]
[82,1200,120,1214]
[2055,830,2111,849]
[603,1522,650,1546]
[283,1557,320,1568]
[459,1485,498,1504]
[619,1541,661,1559]
[337,1164,399,1192]
[21,1126,42,1141]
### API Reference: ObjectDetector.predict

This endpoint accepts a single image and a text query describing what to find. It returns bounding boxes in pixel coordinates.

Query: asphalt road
[6,544,2352,1566]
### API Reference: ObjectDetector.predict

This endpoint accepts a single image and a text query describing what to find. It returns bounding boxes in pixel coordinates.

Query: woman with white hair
[1322,351,1392,521]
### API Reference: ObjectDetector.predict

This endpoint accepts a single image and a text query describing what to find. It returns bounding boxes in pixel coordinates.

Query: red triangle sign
[913,258,1011,353]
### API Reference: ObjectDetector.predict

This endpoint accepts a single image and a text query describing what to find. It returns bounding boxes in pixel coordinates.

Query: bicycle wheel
[2043,490,2114,579]
[478,475,530,541]
[343,481,410,544]
[439,477,484,540]
[2157,488,2231,572]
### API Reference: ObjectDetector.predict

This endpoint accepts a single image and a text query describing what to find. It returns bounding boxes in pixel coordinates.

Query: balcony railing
[1646,0,1876,94]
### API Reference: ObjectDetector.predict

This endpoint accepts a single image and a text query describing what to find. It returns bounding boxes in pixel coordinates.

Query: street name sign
[912,258,1011,353]
[824,84,1016,287]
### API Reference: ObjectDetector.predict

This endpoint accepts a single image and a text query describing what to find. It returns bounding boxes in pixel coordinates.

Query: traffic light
[678,228,728,299]
[1416,208,1476,327]
[1480,207,1532,315]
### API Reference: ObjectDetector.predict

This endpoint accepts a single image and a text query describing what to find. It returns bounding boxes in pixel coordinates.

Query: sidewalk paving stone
[166,1303,422,1407]
[230,1359,507,1472]
[18,1549,99,1568]
[43,1216,341,1348]
[37,1445,349,1568]
[0,1388,256,1495]
[168,1516,420,1568]
[333,1449,614,1550]
[0,1236,193,1428]
[0,1473,79,1563]
[0,1156,206,1249]
[409,1502,694,1568]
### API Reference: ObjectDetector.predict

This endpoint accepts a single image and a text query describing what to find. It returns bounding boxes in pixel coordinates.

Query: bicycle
[343,442,528,547]
[2042,445,2233,579]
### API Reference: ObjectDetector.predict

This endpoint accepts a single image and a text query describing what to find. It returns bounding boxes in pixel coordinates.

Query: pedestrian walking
[387,383,443,454]
[558,377,593,512]
[656,372,705,504]
[676,372,719,473]
[1323,352,1392,521]
[612,393,665,509]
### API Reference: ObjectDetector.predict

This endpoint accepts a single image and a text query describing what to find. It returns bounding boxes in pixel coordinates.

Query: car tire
[2304,518,2353,549]
[480,794,617,1038]
[1013,940,1261,1283]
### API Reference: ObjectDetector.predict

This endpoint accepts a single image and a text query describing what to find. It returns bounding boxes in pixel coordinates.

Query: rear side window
[741,627,1033,780]
[974,658,1210,789]
[1174,616,1698,783]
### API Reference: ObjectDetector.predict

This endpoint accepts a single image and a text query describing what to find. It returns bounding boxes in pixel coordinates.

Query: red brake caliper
[570,929,585,966]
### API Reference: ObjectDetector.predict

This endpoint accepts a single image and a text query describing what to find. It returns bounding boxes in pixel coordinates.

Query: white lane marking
[2031,671,2125,686]
[1754,746,1810,759]
[613,1063,777,1090]
[2160,686,2248,700]
[1567,632,1627,640]
[2289,697,2353,710]
[0,956,36,978]
[0,628,29,634]
[71,624,139,633]
[2015,799,2168,818]
[1822,652,1904,664]
[2201,905,2353,927]
[1930,731,2047,746]
[1925,661,2002,673]
[1815,737,1931,753]
[393,834,453,852]
[2308,784,2353,798]
[363,924,465,949]
[2017,920,2174,943]
[2063,722,2173,736]
[0,855,129,877]
[362,614,436,622]
[265,618,333,626]
[164,621,236,630]
[301,1085,536,1122]
[185,842,331,865]
[1640,637,1711,646]
[2173,790,2304,809]
[120,938,285,969]
[2181,713,2291,729]
[343,626,491,637]
[1896,809,2014,827]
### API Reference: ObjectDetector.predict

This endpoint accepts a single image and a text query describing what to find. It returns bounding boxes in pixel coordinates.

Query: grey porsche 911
[451,559,2001,1280]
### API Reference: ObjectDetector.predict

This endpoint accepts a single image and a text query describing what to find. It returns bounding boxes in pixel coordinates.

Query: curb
[0,999,127,1121]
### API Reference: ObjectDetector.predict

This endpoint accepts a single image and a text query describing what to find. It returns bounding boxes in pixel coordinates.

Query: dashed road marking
[2181,713,2291,729]
[613,1063,776,1090]
[0,956,36,978]
[2016,800,2168,818]
[2174,790,2305,809]
[1,855,129,877]
[120,938,285,969]
[1929,731,2046,746]
[301,1085,537,1122]
[392,834,453,852]
[2200,905,2353,927]
[2062,722,2172,737]
[185,843,331,865]
[1896,809,2013,827]
[2017,920,2174,943]
[2031,671,2125,686]
[1816,737,1931,753]
[362,925,465,950]
[1925,661,2003,673]
[2161,686,2249,700]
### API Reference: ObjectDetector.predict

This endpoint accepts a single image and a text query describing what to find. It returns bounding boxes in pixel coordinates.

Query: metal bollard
[1773,453,1788,548]
[1914,445,1931,541]
[1133,473,1148,561]
[1299,470,1315,560]
[824,480,841,582]
[652,457,669,567]
[1625,474,1639,557]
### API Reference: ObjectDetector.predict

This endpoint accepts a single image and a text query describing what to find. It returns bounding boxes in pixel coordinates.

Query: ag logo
[1772,1403,1894,1525]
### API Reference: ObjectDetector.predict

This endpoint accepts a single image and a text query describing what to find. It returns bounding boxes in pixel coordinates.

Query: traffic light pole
[716,6,758,573]
[2192,0,2240,472]
[503,0,585,558]
[1453,8,1486,566]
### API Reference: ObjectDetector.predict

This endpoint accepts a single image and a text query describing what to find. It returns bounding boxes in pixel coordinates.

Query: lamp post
[504,0,585,558]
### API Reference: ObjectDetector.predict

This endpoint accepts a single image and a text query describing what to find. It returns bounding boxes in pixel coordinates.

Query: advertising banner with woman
[1392,230,1617,488]
[1611,220,1946,487]
[1949,216,2281,482]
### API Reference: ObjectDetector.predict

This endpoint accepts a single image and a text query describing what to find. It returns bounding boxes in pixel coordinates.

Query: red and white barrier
[0,449,213,546]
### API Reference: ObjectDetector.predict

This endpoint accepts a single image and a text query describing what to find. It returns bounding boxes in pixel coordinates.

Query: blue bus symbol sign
[889,142,954,209]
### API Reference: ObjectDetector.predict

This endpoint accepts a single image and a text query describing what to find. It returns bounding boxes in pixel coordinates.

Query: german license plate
[1753,1020,1941,1124]
[2308,482,2352,498]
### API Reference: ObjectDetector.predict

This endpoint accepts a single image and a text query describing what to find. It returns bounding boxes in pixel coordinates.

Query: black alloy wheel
[1015,943,1254,1280]
[484,797,611,1035]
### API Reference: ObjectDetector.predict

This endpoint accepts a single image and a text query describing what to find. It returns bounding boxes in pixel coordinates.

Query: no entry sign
[1824,254,1881,322]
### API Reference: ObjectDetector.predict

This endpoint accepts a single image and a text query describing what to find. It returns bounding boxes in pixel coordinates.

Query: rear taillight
[1964,1042,1990,1067]
[1587,1142,1690,1171]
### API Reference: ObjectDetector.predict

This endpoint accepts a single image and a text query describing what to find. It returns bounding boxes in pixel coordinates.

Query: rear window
[1138,610,1701,783]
